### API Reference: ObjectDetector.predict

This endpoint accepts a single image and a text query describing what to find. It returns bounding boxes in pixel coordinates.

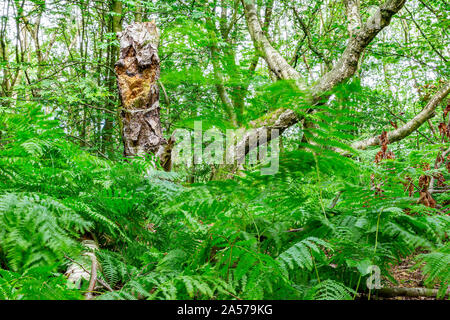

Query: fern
[0,266,83,300]
[1,101,449,300]
[0,193,91,272]
[306,280,355,300]
[277,237,332,273]
[415,244,450,299]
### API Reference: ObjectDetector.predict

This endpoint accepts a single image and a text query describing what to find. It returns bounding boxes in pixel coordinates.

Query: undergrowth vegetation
[0,101,448,300]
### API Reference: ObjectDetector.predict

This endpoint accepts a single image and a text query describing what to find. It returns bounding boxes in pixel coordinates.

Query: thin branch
[403,6,448,63]
[85,252,98,300]
[64,254,114,293]
[351,81,450,150]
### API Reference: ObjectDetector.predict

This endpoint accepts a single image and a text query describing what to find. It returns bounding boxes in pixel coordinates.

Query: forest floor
[377,253,436,300]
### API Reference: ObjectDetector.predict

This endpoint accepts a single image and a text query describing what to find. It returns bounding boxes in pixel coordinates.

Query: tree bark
[351,81,450,150]
[344,0,362,37]
[310,0,406,98]
[236,0,407,160]
[115,22,166,158]
[374,286,449,299]
[102,0,123,155]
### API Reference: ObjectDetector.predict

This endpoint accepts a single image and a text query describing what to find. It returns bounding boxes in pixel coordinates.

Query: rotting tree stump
[115,22,166,159]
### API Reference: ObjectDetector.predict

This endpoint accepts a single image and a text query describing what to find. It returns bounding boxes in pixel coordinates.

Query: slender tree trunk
[135,2,143,22]
[102,0,122,155]
[351,81,450,150]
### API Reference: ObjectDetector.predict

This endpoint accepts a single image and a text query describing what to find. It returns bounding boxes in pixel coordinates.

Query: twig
[329,191,343,209]
[64,254,113,293]
[85,252,98,300]
[284,228,305,233]
[404,6,448,63]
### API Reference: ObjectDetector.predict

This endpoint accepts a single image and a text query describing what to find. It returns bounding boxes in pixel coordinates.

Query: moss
[250,108,287,127]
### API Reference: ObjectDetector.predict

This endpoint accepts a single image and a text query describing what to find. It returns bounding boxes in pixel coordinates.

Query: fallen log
[373,286,449,299]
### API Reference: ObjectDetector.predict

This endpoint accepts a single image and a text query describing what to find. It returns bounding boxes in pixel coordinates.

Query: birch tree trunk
[115,22,166,158]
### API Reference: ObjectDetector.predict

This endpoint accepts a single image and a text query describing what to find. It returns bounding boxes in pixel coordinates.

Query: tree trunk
[239,0,407,157]
[115,22,166,158]
[102,0,122,155]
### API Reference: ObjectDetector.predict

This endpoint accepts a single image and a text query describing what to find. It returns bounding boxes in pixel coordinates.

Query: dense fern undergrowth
[0,102,448,300]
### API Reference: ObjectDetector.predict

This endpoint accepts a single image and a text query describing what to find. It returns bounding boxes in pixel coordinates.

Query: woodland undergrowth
[0,97,448,300]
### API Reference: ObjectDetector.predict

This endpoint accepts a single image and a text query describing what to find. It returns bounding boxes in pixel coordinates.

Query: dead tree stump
[115,22,166,158]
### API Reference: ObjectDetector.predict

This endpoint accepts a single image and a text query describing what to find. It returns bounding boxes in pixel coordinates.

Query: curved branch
[310,0,407,97]
[239,0,407,157]
[242,0,301,81]
[351,81,450,150]
[85,252,98,300]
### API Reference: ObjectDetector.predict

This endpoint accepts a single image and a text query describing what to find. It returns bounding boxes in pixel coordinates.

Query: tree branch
[351,81,450,150]
[292,7,331,70]
[237,0,407,160]
[374,286,449,299]
[241,0,301,81]
[309,0,407,98]
[344,0,362,37]
[64,254,113,293]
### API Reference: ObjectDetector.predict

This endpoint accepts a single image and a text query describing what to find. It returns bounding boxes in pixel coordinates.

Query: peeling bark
[115,22,166,158]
